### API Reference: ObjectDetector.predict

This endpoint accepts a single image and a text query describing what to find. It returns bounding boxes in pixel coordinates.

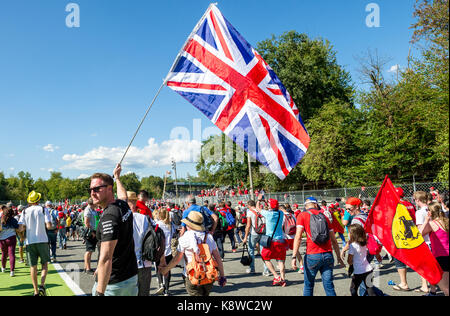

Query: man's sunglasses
[88,185,108,194]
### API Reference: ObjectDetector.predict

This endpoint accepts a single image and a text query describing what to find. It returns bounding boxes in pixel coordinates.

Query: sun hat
[27,191,42,204]
[127,191,138,202]
[181,211,205,232]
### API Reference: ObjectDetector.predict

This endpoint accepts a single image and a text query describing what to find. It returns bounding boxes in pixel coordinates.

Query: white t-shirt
[348,242,373,275]
[155,220,173,257]
[132,212,152,269]
[18,205,52,245]
[177,230,217,277]
[415,206,430,245]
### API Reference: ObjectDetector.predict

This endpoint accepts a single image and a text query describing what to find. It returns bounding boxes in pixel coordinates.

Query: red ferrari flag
[365,175,443,285]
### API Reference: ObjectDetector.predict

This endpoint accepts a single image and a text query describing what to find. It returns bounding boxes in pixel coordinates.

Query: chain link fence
[2,182,448,209]
[167,181,449,207]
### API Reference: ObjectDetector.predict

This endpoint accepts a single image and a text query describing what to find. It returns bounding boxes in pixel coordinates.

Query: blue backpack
[224,209,236,227]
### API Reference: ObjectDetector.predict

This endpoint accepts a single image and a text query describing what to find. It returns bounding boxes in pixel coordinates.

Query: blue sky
[0,0,418,180]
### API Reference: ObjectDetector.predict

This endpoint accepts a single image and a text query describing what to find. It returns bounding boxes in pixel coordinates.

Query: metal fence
[166,181,449,207]
[2,181,448,209]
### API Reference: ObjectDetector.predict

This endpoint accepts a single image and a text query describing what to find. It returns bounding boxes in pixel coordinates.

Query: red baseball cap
[346,197,362,206]
[269,199,279,209]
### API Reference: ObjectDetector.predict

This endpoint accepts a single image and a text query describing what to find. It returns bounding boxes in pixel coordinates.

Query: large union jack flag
[165,4,310,180]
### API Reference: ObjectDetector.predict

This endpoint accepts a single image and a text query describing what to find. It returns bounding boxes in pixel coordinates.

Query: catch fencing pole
[118,81,166,166]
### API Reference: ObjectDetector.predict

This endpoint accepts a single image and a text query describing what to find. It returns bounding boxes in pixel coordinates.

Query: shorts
[85,237,97,253]
[92,275,138,296]
[26,242,51,267]
[184,278,214,297]
[436,256,449,272]
[261,241,287,261]
[286,239,294,250]
[394,257,407,269]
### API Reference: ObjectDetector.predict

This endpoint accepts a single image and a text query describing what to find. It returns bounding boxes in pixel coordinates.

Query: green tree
[257,31,354,121]
[119,173,141,194]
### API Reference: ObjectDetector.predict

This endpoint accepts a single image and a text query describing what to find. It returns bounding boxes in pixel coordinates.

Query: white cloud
[77,174,90,179]
[61,137,202,171]
[388,64,400,73]
[43,144,59,152]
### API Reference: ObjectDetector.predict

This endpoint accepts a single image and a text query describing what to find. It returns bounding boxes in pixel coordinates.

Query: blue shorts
[92,275,138,296]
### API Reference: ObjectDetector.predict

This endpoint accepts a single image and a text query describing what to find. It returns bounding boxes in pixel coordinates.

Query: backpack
[366,233,383,256]
[250,210,266,235]
[59,217,67,228]
[353,216,383,256]
[199,206,213,232]
[307,210,330,245]
[238,211,247,226]
[171,209,183,226]
[283,212,297,235]
[216,211,229,232]
[185,233,219,286]
[141,223,166,263]
[224,209,236,228]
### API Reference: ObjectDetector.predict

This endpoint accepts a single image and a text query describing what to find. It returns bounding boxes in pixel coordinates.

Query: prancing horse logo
[392,204,424,249]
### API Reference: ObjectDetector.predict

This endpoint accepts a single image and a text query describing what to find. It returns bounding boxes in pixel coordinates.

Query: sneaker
[272,276,281,286]
[155,285,165,295]
[38,286,46,296]
[10,271,15,277]
[1,268,5,273]
[298,266,304,274]
[279,279,287,287]
[246,268,255,274]
[232,249,237,253]
[262,271,271,277]
[19,260,25,264]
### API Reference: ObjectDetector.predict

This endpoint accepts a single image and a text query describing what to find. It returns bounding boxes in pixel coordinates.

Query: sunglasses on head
[88,184,108,194]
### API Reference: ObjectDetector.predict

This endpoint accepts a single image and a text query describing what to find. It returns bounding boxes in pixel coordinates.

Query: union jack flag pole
[165,3,310,180]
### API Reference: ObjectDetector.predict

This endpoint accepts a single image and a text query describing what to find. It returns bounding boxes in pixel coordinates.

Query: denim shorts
[92,275,138,296]
[394,257,407,269]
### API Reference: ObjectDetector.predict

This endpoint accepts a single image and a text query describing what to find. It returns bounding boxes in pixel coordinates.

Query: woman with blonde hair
[419,202,449,296]
[153,207,174,296]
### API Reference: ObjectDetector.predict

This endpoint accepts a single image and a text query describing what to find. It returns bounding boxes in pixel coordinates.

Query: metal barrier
[2,182,447,208]
[166,181,449,207]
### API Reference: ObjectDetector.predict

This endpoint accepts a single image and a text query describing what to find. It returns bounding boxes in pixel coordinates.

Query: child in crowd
[153,208,174,296]
[347,224,376,296]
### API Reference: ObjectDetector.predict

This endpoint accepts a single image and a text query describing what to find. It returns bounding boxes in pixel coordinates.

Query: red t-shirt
[297,208,334,254]
[136,200,152,219]
[399,199,416,223]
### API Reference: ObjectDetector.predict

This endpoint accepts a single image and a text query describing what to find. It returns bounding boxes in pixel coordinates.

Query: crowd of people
[1,166,448,297]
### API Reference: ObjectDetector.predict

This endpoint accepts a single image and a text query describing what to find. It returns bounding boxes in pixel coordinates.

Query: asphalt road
[54,236,442,296]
